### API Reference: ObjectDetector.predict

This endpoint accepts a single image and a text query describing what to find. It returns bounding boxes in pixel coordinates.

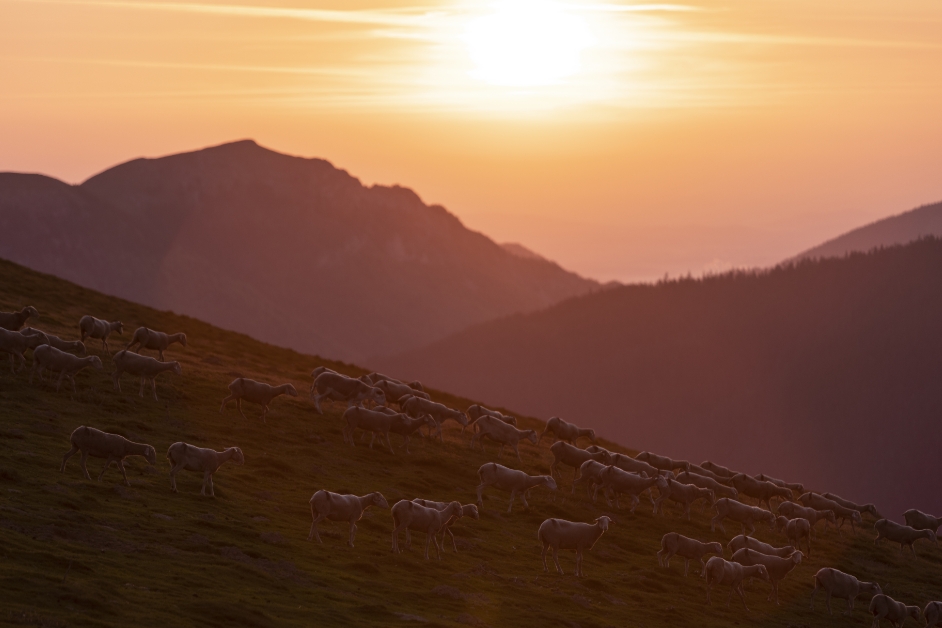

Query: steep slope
[378,238,942,518]
[791,200,942,261]
[1,257,939,627]
[0,140,596,361]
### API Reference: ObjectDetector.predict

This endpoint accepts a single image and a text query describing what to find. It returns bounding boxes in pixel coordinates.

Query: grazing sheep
[476,462,557,514]
[654,478,714,520]
[391,500,463,559]
[902,509,941,534]
[342,406,405,453]
[469,415,537,462]
[30,345,103,393]
[711,497,775,536]
[729,473,792,510]
[21,328,86,355]
[386,413,439,453]
[411,499,479,553]
[685,462,728,483]
[166,442,244,497]
[754,473,803,494]
[731,547,802,605]
[309,366,337,393]
[366,372,405,386]
[873,519,938,558]
[0,305,39,331]
[549,441,611,484]
[401,396,468,442]
[676,470,739,500]
[823,491,882,519]
[308,490,389,547]
[537,416,596,445]
[538,516,612,577]
[125,326,187,361]
[636,451,690,473]
[810,567,882,616]
[572,459,609,500]
[466,404,517,432]
[219,377,298,423]
[657,533,723,576]
[704,556,770,611]
[112,350,182,401]
[727,534,795,558]
[0,328,49,373]
[924,602,942,628]
[798,492,864,534]
[607,451,660,477]
[311,371,385,414]
[375,378,430,408]
[781,516,813,556]
[597,465,666,513]
[78,315,124,351]
[700,460,738,479]
[777,501,836,537]
[61,426,157,486]
[869,594,921,628]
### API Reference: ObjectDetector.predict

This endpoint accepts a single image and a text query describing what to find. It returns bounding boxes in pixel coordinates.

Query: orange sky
[2,0,942,281]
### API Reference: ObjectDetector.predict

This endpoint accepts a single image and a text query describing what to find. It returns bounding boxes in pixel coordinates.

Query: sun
[464,1,594,87]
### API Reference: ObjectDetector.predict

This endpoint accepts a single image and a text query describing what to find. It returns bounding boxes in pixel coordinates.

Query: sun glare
[464,1,594,87]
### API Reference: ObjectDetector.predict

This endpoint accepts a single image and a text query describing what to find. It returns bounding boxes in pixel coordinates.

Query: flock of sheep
[2,303,941,626]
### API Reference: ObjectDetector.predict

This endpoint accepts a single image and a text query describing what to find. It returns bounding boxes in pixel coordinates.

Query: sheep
[798,492,864,534]
[112,350,182,401]
[700,460,738,479]
[30,345,103,393]
[654,478,714,520]
[597,464,666,513]
[753,472,803,494]
[823,491,882,519]
[476,462,557,514]
[166,442,244,497]
[636,451,690,474]
[537,416,596,445]
[810,567,883,616]
[731,547,802,604]
[401,396,468,442]
[0,305,39,331]
[311,371,385,414]
[902,509,941,533]
[549,441,611,484]
[676,470,739,500]
[385,413,440,453]
[0,328,49,373]
[924,602,942,628]
[729,473,792,510]
[308,490,389,547]
[873,519,938,558]
[60,426,157,486]
[657,533,723,577]
[686,462,729,483]
[411,499,479,553]
[21,328,86,355]
[465,404,517,433]
[375,378,430,408]
[727,534,795,558]
[607,451,660,477]
[469,415,537,462]
[78,315,123,351]
[219,377,298,423]
[342,406,406,453]
[125,326,187,361]
[777,501,836,537]
[781,516,813,556]
[704,556,770,611]
[572,459,608,500]
[538,516,612,577]
[711,497,775,536]
[309,366,337,393]
[391,500,463,559]
[869,594,921,628]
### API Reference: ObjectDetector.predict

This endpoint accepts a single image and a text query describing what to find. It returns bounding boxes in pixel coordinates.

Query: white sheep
[401,396,468,442]
[125,326,187,361]
[476,462,557,514]
[597,464,666,513]
[636,451,690,473]
[869,594,921,628]
[823,491,882,519]
[727,534,795,558]
[0,305,39,331]
[572,459,608,500]
[902,509,941,534]
[731,547,802,605]
[729,473,792,510]
[466,404,517,432]
[21,327,86,355]
[607,451,660,478]
[411,499,479,553]
[550,441,611,485]
[0,328,49,373]
[308,490,389,547]
[687,462,728,483]
[704,556,770,611]
[342,406,404,453]
[311,371,386,414]
[654,478,714,520]
[675,470,739,500]
[924,602,942,628]
[61,426,157,486]
[753,473,803,494]
[386,413,440,453]
[78,315,124,351]
[777,501,836,538]
[700,460,738,479]
[219,377,298,423]
[376,379,430,408]
[657,532,723,577]
[810,567,882,616]
[30,344,103,393]
[873,519,938,558]
[470,415,538,462]
[537,416,596,445]
[538,516,612,577]
[112,350,182,401]
[780,516,813,556]
[711,497,775,536]
[391,499,463,559]
[167,442,244,497]
[798,492,863,535]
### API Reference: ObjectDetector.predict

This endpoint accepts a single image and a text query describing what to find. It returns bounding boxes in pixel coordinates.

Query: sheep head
[542,476,558,491]
[586,429,597,443]
[823,509,837,525]
[170,362,183,376]
[284,384,299,397]
[76,341,87,356]
[524,430,538,445]
[926,530,938,544]
[88,356,103,370]
[113,321,124,334]
[24,306,39,319]
[371,492,389,509]
[143,445,157,466]
[906,606,922,621]
[446,501,463,517]
[790,551,803,565]
[754,564,770,582]
[370,388,386,406]
[707,542,723,555]
[595,516,612,531]
[178,333,188,347]
[462,504,480,520]
[230,447,245,465]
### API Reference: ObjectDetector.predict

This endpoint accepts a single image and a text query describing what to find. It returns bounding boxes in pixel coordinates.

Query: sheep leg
[113,370,121,392]
[447,528,457,552]
[261,404,268,424]
[576,549,583,577]
[553,546,563,574]
[55,372,66,392]
[909,543,916,559]
[169,464,183,492]
[348,522,357,547]
[237,398,249,420]
[514,444,522,463]
[61,446,79,472]
[384,431,395,454]
[507,489,516,514]
[151,377,158,402]
[683,558,689,577]
[138,376,145,397]
[735,583,749,611]
[476,483,486,506]
[69,374,77,395]
[116,460,130,487]
[79,451,92,480]
[97,456,115,482]
[541,542,550,572]
[519,491,531,511]
[219,394,233,413]
[307,509,324,542]
[629,494,639,514]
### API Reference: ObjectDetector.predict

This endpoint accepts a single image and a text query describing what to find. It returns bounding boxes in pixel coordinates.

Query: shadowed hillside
[1,257,939,626]
[0,141,596,361]
[378,238,942,519]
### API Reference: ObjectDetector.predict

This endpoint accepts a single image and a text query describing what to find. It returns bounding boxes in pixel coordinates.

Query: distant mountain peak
[501,242,547,262]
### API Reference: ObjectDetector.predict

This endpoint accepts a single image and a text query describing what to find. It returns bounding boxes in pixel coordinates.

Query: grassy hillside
[0,257,939,627]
